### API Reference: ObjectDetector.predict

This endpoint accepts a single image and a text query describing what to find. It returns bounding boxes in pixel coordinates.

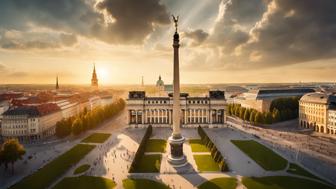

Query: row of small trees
[129,125,152,173]
[0,139,26,174]
[197,126,228,172]
[227,99,299,125]
[270,97,300,113]
[56,98,125,138]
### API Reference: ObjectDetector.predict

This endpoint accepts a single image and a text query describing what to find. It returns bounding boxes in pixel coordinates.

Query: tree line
[227,97,299,125]
[129,125,152,173]
[56,98,125,138]
[198,126,228,172]
[0,139,26,174]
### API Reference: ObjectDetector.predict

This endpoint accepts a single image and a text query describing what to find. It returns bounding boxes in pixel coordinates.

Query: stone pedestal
[167,135,187,167]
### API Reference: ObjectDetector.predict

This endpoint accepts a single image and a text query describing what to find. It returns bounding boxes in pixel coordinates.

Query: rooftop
[300,92,336,104]
[3,103,60,117]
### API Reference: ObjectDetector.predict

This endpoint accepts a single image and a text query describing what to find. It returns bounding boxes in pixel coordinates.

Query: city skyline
[0,0,336,85]
[1,1,336,189]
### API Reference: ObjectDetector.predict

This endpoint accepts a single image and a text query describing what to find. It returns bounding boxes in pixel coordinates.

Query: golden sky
[0,0,336,85]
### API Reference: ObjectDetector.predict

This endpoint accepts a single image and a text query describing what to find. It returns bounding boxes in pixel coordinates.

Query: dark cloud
[191,0,336,70]
[95,0,170,44]
[0,31,77,50]
[0,0,170,47]
[242,0,336,65]
[183,29,209,46]
[59,33,77,46]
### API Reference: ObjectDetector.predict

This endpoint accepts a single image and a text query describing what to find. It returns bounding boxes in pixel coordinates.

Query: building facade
[327,109,336,135]
[299,92,336,135]
[1,104,62,142]
[236,88,315,112]
[127,90,226,128]
[55,99,79,119]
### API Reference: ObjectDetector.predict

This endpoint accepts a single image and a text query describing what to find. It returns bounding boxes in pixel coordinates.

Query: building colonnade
[128,108,225,126]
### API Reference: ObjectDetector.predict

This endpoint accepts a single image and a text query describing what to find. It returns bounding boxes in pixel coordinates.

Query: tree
[234,106,240,116]
[55,119,71,138]
[254,112,263,124]
[227,104,232,115]
[272,108,281,123]
[244,109,251,121]
[1,139,26,173]
[249,110,255,123]
[72,118,83,135]
[239,107,246,119]
[264,112,273,124]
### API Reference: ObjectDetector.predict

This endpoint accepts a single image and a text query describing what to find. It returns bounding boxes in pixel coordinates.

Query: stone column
[135,110,138,124]
[127,110,130,124]
[168,17,186,166]
[184,109,187,125]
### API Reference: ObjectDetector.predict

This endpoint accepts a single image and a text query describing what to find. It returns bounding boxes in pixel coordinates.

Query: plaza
[1,108,335,189]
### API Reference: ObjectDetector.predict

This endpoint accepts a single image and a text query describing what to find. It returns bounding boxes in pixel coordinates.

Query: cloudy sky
[0,0,336,85]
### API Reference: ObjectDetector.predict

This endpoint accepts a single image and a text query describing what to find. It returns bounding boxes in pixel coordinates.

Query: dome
[156,75,164,87]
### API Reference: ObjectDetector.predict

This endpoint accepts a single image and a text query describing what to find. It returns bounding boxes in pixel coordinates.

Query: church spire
[91,63,98,89]
[56,75,59,90]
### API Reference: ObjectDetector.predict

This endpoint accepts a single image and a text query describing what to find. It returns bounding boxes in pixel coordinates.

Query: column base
[167,135,187,167]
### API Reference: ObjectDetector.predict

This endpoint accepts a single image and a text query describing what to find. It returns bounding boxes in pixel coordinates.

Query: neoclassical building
[127,90,226,128]
[299,92,336,135]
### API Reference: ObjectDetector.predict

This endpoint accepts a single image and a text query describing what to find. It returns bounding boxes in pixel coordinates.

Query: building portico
[127,91,226,128]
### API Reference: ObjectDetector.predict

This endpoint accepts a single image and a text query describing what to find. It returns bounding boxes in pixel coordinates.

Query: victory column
[167,15,187,166]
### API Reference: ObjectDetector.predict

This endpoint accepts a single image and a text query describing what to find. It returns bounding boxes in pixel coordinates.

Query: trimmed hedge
[198,126,229,172]
[129,125,152,173]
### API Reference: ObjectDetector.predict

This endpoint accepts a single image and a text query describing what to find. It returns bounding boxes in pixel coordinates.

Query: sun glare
[97,67,110,84]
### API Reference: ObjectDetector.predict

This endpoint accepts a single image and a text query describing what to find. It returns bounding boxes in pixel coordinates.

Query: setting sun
[96,66,110,84]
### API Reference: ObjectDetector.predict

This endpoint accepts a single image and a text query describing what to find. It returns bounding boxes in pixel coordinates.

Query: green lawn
[74,164,91,175]
[198,177,237,189]
[145,139,167,153]
[231,140,287,171]
[242,176,335,189]
[134,154,162,172]
[286,163,322,180]
[10,144,95,189]
[81,133,111,143]
[189,139,210,152]
[52,176,116,189]
[123,178,170,189]
[193,154,220,172]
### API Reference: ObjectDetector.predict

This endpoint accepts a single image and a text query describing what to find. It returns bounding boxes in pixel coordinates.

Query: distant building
[1,104,62,142]
[299,92,336,135]
[56,75,59,90]
[164,84,173,94]
[100,95,113,106]
[156,75,164,91]
[91,64,99,90]
[126,90,226,128]
[327,109,336,135]
[55,99,79,119]
[89,96,101,110]
[235,88,315,112]
[141,76,144,87]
